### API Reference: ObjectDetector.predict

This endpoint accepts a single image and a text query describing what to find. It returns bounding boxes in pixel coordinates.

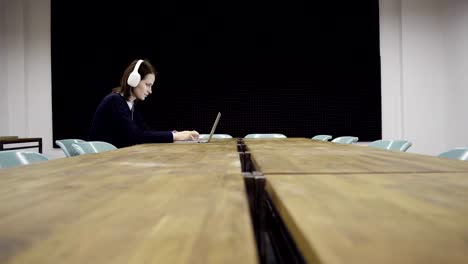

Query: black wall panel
[51,1,381,144]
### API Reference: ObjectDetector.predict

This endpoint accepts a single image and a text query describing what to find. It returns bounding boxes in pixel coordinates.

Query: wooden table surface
[0,141,258,264]
[0,137,41,143]
[246,138,468,263]
[245,138,468,174]
[266,172,468,264]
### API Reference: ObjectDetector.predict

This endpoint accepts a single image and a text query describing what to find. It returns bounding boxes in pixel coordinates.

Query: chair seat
[56,139,86,157]
[0,150,49,168]
[244,134,287,139]
[199,134,233,139]
[368,139,412,152]
[71,141,117,155]
[331,136,359,144]
[311,135,332,141]
[438,148,468,161]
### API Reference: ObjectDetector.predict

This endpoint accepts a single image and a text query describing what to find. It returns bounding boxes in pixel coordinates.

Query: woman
[89,59,199,148]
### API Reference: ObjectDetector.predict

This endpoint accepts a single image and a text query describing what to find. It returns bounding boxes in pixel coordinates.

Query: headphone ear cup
[127,59,144,87]
[127,71,141,87]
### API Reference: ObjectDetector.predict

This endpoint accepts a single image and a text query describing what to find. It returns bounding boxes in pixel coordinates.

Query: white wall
[446,0,468,151]
[0,0,10,135]
[0,0,7,132]
[401,0,449,155]
[379,0,404,141]
[380,0,468,155]
[0,0,62,158]
[0,0,467,157]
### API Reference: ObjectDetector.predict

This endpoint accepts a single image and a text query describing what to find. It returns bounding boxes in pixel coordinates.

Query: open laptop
[176,112,221,143]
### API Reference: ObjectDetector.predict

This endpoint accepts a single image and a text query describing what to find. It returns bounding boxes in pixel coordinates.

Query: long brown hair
[113,59,157,100]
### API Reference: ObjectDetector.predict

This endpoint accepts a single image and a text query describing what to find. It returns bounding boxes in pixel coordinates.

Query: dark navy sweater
[88,93,173,148]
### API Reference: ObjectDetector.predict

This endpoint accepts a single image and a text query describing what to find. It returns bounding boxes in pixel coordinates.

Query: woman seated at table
[89,59,199,148]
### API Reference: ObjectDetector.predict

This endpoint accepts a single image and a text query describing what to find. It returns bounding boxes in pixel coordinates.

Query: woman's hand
[173,130,200,141]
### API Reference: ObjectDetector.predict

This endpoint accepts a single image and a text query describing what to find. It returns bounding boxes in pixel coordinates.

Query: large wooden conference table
[245,138,468,264]
[1,138,468,264]
[0,140,257,264]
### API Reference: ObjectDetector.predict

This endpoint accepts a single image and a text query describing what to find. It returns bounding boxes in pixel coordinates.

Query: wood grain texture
[266,173,468,264]
[0,136,18,140]
[0,137,40,143]
[0,142,257,264]
[245,138,468,174]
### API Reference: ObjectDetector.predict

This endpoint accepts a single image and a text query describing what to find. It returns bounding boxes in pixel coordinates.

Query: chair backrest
[199,134,233,139]
[244,133,287,139]
[71,141,117,155]
[331,136,359,144]
[437,148,468,161]
[55,139,86,157]
[0,150,49,168]
[368,139,412,152]
[311,135,332,141]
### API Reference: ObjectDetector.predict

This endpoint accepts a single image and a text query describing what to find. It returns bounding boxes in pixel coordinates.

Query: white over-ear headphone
[127,59,144,87]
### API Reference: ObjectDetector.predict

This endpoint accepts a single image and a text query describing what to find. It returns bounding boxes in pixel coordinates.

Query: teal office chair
[311,135,332,141]
[0,150,49,168]
[368,139,412,152]
[437,148,468,161]
[331,136,359,144]
[199,134,233,139]
[55,139,86,157]
[244,134,287,139]
[71,141,117,155]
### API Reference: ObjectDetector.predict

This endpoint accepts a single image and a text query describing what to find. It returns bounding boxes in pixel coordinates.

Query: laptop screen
[206,112,221,142]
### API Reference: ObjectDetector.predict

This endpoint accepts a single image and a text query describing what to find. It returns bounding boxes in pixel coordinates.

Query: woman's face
[132,73,155,101]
